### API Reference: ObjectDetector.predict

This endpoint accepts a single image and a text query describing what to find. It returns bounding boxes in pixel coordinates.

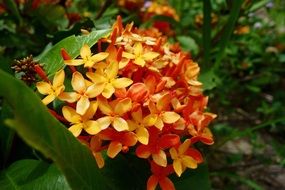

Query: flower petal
[93,152,105,169]
[83,101,98,119]
[102,83,115,98]
[136,145,151,158]
[113,117,128,131]
[143,114,158,126]
[97,96,112,115]
[62,106,81,123]
[105,61,118,80]
[86,84,104,98]
[64,59,84,66]
[131,108,143,123]
[107,141,122,158]
[68,123,83,137]
[91,52,109,63]
[134,42,143,56]
[97,116,112,130]
[58,92,79,103]
[134,57,145,67]
[182,156,197,169]
[122,52,135,59]
[76,96,90,115]
[112,78,133,88]
[178,139,191,155]
[161,112,180,124]
[114,98,132,115]
[80,44,91,59]
[142,52,160,61]
[52,69,65,88]
[136,127,149,145]
[72,72,86,93]
[173,159,183,177]
[152,150,167,167]
[147,175,158,190]
[86,72,107,84]
[159,177,175,190]
[127,120,139,131]
[42,94,55,105]
[154,118,164,130]
[84,120,101,135]
[169,147,178,159]
[36,82,52,95]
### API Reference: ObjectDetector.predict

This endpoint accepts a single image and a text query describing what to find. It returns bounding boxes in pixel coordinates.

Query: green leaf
[0,69,111,190]
[102,154,149,190]
[4,0,22,24]
[199,69,220,90]
[172,164,211,190]
[202,0,212,70]
[0,100,15,168]
[213,0,243,70]
[0,159,70,190]
[177,36,199,56]
[37,29,111,76]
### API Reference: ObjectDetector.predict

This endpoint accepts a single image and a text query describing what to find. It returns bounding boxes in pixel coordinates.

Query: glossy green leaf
[0,69,111,190]
[0,159,70,190]
[37,29,111,76]
[172,164,211,190]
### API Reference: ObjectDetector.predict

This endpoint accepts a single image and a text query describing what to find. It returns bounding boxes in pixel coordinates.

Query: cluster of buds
[35,16,216,190]
[12,55,41,85]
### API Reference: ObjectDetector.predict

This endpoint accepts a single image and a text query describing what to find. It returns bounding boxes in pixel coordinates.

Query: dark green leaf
[4,0,22,24]
[0,159,70,190]
[172,164,211,190]
[177,36,198,55]
[213,0,243,70]
[0,69,111,190]
[202,0,212,70]
[37,29,111,76]
[199,69,220,90]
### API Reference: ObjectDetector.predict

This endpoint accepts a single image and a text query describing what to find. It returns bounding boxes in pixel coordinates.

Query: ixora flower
[35,16,217,190]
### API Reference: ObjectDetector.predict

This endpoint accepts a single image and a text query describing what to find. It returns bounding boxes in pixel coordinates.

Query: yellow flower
[169,139,198,177]
[62,101,101,137]
[96,96,132,132]
[36,69,65,105]
[59,71,102,115]
[122,42,159,67]
[64,44,109,68]
[146,93,181,130]
[86,61,133,98]
[127,108,156,145]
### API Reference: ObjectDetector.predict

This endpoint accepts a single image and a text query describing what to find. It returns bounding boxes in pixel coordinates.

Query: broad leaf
[0,69,111,190]
[37,29,111,76]
[172,164,211,190]
[0,159,70,190]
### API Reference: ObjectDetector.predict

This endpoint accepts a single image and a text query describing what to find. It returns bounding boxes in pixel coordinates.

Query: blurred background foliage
[0,0,285,189]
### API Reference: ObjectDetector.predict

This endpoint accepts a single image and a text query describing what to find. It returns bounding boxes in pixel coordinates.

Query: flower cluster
[36,16,216,190]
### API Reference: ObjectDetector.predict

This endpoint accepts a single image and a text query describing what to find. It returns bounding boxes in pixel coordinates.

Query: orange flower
[147,161,175,190]
[169,139,203,176]
[64,44,109,68]
[96,96,132,132]
[36,69,65,105]
[136,127,179,167]
[59,71,101,115]
[62,101,100,137]
[99,128,137,158]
